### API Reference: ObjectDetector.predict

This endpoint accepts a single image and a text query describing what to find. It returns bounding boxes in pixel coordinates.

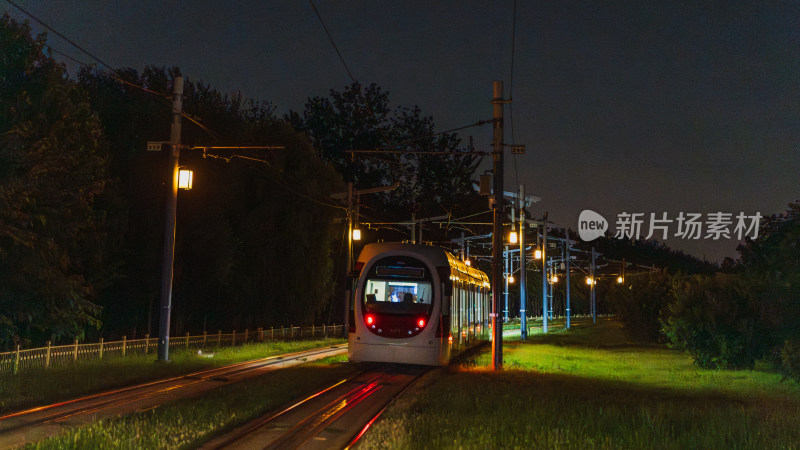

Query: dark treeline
[78,64,344,340]
[0,17,482,349]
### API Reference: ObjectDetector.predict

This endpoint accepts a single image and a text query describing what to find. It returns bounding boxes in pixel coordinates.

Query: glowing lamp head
[617,276,624,284]
[178,169,193,190]
[534,249,542,260]
[508,231,518,244]
[508,275,515,284]
[586,277,594,285]
[352,228,362,241]
[552,275,558,283]
[465,259,471,266]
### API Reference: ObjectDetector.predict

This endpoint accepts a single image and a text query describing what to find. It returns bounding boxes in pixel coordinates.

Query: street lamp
[178,169,193,190]
[551,275,559,283]
[508,275,515,284]
[586,277,594,285]
[351,228,362,241]
[508,231,518,244]
[534,249,542,260]
[617,276,624,284]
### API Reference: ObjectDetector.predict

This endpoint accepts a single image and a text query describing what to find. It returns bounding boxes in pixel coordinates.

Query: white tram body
[348,243,491,366]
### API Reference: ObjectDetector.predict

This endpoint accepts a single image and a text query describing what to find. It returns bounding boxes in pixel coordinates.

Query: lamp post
[158,76,183,362]
[518,185,528,340]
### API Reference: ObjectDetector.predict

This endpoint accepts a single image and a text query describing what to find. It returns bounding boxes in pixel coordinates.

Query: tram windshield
[362,256,434,315]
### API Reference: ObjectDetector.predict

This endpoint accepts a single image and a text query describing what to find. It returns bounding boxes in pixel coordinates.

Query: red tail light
[366,315,374,326]
[418,318,425,328]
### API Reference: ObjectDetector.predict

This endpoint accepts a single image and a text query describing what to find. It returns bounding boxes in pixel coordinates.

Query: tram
[347,242,490,366]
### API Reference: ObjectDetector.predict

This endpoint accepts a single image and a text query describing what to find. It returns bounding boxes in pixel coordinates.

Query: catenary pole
[519,184,527,340]
[590,246,597,323]
[542,212,548,333]
[565,229,571,329]
[157,76,183,362]
[504,245,509,322]
[491,80,504,370]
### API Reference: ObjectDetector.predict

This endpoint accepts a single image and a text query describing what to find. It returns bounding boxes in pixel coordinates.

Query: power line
[228,154,348,212]
[7,0,227,143]
[44,44,89,67]
[6,0,116,71]
[309,0,356,84]
[377,119,493,152]
[308,0,397,149]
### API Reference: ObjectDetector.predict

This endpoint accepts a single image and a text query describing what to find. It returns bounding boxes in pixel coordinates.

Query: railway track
[200,363,430,450]
[0,344,347,448]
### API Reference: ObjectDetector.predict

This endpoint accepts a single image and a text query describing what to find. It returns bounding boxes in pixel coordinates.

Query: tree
[288,82,482,220]
[0,16,114,348]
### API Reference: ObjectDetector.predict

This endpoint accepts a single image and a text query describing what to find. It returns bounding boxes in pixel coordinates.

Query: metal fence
[0,324,343,374]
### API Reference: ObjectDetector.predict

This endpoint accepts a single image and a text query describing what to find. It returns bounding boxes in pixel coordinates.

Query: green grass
[26,355,355,449]
[360,319,800,449]
[0,338,345,414]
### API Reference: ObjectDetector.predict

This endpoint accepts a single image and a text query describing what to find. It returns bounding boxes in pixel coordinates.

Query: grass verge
[0,338,345,414]
[25,354,354,449]
[360,319,800,449]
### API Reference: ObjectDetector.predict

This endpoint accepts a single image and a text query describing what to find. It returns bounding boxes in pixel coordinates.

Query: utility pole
[565,229,571,329]
[157,76,183,362]
[344,181,354,337]
[519,184,527,340]
[541,212,548,334]
[491,80,504,371]
[346,182,354,271]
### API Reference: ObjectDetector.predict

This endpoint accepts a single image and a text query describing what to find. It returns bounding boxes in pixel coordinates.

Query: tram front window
[364,279,432,314]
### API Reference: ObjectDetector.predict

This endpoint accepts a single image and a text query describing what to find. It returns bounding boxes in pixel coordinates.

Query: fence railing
[0,324,343,375]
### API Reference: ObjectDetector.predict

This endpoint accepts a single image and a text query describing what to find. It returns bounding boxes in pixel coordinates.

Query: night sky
[5,1,799,262]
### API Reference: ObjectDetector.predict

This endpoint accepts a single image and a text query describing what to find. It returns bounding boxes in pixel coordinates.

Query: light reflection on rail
[0,344,347,428]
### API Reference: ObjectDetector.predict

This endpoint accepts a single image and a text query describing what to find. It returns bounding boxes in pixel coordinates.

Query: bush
[781,340,800,383]
[662,275,764,369]
[609,272,674,341]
